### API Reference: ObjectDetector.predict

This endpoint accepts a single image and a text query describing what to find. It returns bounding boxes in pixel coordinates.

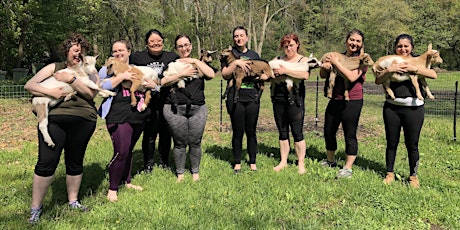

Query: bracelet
[68,76,77,84]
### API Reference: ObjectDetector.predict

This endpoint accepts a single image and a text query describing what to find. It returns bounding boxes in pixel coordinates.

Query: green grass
[0,75,459,229]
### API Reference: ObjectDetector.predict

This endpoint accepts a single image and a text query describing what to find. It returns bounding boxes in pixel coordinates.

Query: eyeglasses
[112,49,127,54]
[176,43,191,49]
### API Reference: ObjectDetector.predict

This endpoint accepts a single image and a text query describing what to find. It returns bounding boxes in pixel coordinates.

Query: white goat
[373,43,442,100]
[163,49,217,88]
[103,57,159,111]
[269,53,321,91]
[32,55,115,147]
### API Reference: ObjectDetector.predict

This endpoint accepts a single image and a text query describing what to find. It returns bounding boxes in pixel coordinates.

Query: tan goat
[373,43,442,100]
[220,46,275,103]
[103,57,159,111]
[320,49,374,100]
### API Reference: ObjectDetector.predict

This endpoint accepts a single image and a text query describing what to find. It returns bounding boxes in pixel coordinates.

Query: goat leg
[129,78,143,107]
[327,71,336,99]
[35,102,55,147]
[420,77,435,100]
[409,75,424,100]
[344,79,350,101]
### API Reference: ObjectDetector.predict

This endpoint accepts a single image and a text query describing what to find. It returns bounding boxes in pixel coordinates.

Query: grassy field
[1,74,460,229]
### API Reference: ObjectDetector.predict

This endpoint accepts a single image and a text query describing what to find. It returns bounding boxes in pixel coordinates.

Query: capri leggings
[383,102,424,176]
[163,104,208,175]
[324,99,363,156]
[272,99,305,142]
[226,100,260,165]
[35,115,96,177]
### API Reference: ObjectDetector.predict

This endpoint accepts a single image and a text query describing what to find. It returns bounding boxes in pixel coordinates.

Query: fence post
[220,78,223,132]
[315,75,319,128]
[453,81,458,141]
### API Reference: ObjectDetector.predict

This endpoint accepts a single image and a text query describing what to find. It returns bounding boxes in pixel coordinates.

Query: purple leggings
[107,123,143,191]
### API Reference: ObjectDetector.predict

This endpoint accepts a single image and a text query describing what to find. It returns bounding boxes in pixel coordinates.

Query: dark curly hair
[62,33,90,56]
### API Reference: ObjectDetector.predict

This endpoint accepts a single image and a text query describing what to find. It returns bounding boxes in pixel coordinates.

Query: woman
[375,34,437,188]
[271,33,310,174]
[25,33,97,224]
[320,29,367,179]
[221,26,269,173]
[161,34,215,182]
[130,29,179,172]
[99,39,158,202]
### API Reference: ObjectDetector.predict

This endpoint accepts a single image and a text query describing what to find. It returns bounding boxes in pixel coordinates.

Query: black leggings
[324,99,363,156]
[272,99,305,142]
[35,115,96,177]
[226,100,260,165]
[142,95,172,167]
[383,102,424,176]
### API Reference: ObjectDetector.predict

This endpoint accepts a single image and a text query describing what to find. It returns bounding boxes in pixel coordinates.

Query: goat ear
[209,50,217,54]
[309,53,313,58]
[228,45,232,50]
[428,43,432,50]
[95,54,100,60]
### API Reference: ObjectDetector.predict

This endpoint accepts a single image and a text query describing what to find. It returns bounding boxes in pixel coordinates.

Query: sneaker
[336,168,353,179]
[28,205,43,224]
[320,159,337,168]
[69,200,89,212]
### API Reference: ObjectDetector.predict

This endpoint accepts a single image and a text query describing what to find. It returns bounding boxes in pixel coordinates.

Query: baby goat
[103,57,159,111]
[33,55,115,147]
[220,46,274,103]
[320,49,374,100]
[268,53,322,104]
[373,43,442,100]
[163,49,217,88]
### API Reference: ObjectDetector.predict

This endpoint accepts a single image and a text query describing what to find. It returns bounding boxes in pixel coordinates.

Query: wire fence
[1,72,458,140]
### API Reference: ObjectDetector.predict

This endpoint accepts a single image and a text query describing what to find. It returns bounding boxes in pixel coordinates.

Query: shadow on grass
[306,144,386,174]
[49,162,106,206]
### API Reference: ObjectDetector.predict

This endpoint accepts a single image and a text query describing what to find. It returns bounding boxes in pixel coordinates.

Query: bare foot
[192,173,199,182]
[126,183,143,191]
[298,167,306,175]
[250,164,257,171]
[273,163,288,172]
[107,190,118,202]
[176,174,185,183]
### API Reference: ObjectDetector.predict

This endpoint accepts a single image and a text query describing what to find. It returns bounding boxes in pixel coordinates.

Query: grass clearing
[0,75,459,229]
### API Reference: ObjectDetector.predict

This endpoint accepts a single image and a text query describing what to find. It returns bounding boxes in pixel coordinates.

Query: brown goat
[103,57,158,111]
[373,43,442,100]
[320,49,374,100]
[220,46,274,102]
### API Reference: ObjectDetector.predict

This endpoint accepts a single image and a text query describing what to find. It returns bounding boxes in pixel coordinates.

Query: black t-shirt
[105,85,151,124]
[166,77,206,106]
[222,47,263,102]
[389,80,426,99]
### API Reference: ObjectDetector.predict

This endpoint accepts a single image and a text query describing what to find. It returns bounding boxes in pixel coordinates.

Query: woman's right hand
[388,60,409,74]
[49,87,67,99]
[234,59,251,73]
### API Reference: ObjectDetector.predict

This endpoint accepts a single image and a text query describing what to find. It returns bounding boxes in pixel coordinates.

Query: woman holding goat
[271,33,311,174]
[160,34,215,182]
[25,33,97,224]
[374,34,437,188]
[320,29,368,179]
[221,26,270,173]
[98,39,158,202]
